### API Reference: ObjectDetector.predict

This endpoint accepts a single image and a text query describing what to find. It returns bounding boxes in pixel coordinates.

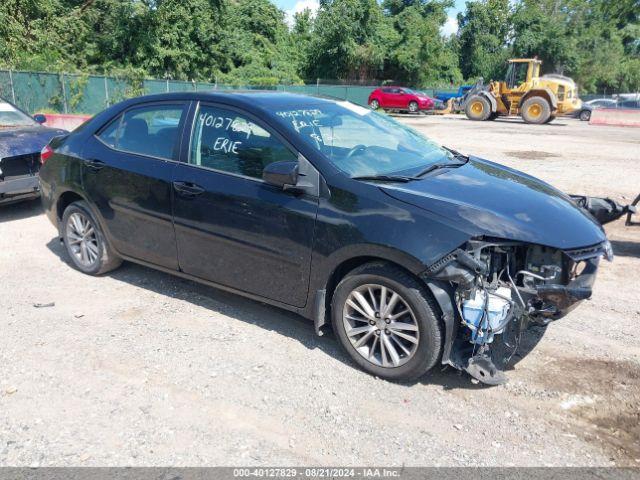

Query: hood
[381,158,606,250]
[0,126,67,159]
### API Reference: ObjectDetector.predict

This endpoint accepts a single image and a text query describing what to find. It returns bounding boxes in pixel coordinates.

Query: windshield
[0,101,37,127]
[273,101,453,177]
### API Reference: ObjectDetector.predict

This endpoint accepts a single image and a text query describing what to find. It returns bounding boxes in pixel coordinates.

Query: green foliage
[457,0,511,80]
[0,0,638,93]
[304,0,391,81]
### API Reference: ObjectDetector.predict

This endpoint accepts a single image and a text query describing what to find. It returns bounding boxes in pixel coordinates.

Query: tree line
[1,0,638,93]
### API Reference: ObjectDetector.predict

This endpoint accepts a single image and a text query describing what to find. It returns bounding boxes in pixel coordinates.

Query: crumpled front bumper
[529,242,609,322]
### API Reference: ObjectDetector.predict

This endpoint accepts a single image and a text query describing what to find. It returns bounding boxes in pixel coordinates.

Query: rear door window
[96,103,186,160]
[97,116,121,148]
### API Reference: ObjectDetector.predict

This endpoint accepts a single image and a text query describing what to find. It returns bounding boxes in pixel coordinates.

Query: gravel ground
[0,115,639,467]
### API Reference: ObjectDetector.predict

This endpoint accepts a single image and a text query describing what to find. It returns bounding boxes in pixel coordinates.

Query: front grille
[564,242,607,261]
[0,153,40,180]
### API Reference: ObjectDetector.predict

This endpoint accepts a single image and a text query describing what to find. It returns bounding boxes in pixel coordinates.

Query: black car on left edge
[0,98,67,205]
[39,92,610,385]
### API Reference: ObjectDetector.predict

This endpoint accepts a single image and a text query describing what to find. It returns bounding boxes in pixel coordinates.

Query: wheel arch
[522,88,558,111]
[478,91,497,112]
[54,189,116,252]
[315,247,452,340]
[56,189,86,222]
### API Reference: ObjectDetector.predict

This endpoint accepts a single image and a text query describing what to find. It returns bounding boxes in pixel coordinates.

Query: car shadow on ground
[611,239,640,258]
[0,197,43,222]
[45,235,545,391]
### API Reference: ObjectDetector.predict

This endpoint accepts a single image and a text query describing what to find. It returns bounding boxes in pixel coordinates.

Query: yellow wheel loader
[463,58,582,124]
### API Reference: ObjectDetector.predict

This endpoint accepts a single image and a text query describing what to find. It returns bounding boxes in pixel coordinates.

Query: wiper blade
[352,175,417,183]
[413,161,465,178]
[443,146,470,161]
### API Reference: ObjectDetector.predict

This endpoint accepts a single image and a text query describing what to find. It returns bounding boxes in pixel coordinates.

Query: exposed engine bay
[423,238,612,385]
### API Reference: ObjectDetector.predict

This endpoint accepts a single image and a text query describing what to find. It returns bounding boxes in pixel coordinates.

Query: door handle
[173,181,205,198]
[85,159,105,171]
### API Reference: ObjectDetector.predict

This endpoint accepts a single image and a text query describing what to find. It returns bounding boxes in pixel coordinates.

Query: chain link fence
[0,70,406,115]
[3,70,634,116]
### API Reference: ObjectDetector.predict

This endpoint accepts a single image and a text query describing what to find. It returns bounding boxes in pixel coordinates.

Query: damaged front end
[422,238,612,385]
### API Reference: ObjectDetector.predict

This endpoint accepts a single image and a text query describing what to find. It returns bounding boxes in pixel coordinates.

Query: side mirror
[33,114,47,124]
[263,161,299,189]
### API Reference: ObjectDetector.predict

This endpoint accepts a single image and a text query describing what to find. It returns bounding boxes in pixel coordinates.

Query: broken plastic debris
[33,302,55,308]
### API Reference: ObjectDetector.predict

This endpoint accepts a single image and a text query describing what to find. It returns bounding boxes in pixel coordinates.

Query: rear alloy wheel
[579,110,591,121]
[369,99,380,110]
[62,201,122,275]
[521,96,551,124]
[465,95,491,121]
[332,262,443,381]
[408,101,419,113]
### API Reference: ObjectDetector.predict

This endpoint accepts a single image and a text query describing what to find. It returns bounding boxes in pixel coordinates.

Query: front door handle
[85,159,105,171]
[173,181,205,198]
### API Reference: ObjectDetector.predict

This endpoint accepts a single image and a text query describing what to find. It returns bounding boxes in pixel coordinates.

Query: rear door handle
[173,181,205,198]
[85,159,105,171]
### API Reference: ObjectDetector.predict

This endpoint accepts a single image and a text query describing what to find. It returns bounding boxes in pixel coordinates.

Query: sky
[272,0,466,35]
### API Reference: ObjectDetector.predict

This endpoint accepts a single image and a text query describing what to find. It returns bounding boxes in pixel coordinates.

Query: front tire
[61,200,122,275]
[408,101,419,113]
[579,109,591,121]
[369,99,380,110]
[331,262,443,381]
[465,95,491,121]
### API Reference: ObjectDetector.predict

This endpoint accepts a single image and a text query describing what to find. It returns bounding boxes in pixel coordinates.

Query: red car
[368,87,435,113]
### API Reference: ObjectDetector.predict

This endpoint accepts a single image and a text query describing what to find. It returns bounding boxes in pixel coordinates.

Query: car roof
[121,91,341,111]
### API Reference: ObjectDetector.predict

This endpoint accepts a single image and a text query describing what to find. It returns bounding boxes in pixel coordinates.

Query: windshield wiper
[352,175,418,183]
[413,161,466,178]
[443,146,470,161]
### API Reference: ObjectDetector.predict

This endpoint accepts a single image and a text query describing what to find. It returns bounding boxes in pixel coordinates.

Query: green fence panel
[345,86,376,106]
[0,71,13,103]
[108,77,134,106]
[168,80,195,92]
[144,79,168,95]
[64,75,110,114]
[9,71,63,114]
[196,82,216,92]
[0,69,460,114]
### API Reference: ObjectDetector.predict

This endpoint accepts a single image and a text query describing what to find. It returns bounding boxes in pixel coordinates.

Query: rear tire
[331,262,443,381]
[521,96,551,124]
[544,115,556,124]
[465,95,492,121]
[579,110,591,121]
[61,200,122,275]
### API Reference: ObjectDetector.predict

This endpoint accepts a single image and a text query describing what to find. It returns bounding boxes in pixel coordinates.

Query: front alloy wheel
[408,101,419,113]
[369,99,380,110]
[332,262,443,381]
[343,284,419,367]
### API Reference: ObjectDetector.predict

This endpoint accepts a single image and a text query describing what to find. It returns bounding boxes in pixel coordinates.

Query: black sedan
[0,99,67,204]
[39,92,610,384]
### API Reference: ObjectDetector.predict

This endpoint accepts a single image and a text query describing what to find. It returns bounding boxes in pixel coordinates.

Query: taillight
[40,144,53,165]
